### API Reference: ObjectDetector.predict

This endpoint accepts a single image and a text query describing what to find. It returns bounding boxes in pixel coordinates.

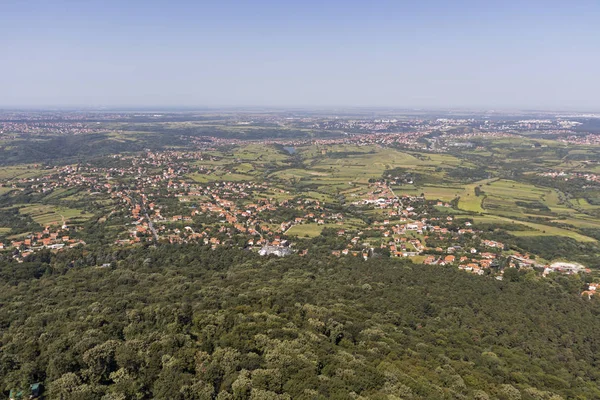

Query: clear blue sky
[2,0,600,110]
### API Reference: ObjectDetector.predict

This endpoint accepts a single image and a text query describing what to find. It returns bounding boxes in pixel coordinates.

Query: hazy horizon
[3,105,600,115]
[3,0,600,110]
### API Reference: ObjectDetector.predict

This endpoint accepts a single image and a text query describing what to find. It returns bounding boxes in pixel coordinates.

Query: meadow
[285,224,324,238]
[0,165,45,180]
[188,171,255,183]
[18,204,94,226]
[458,215,596,242]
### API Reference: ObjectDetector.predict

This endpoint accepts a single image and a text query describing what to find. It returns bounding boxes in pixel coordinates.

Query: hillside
[1,245,599,399]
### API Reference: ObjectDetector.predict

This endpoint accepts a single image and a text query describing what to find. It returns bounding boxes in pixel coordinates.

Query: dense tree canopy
[1,245,599,399]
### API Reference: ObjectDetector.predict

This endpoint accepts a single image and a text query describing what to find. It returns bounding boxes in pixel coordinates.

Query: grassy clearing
[43,188,79,200]
[188,172,254,183]
[408,255,428,264]
[7,232,31,240]
[477,179,571,219]
[458,214,596,242]
[489,215,596,242]
[458,191,484,212]
[301,191,336,203]
[434,206,467,214]
[285,224,324,238]
[456,215,504,224]
[485,180,549,201]
[394,185,463,201]
[0,165,46,180]
[232,163,255,174]
[250,189,295,203]
[339,217,369,229]
[0,227,11,234]
[19,204,94,226]
[574,198,600,211]
[552,217,600,229]
[270,169,324,181]
[233,144,289,164]
[509,231,570,238]
[454,179,497,213]
[192,158,231,167]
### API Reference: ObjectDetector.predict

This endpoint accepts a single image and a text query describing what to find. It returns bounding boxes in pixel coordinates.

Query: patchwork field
[250,188,295,203]
[231,145,290,167]
[573,198,600,211]
[180,143,600,246]
[188,171,255,183]
[0,165,46,180]
[393,180,492,213]
[394,185,458,201]
[487,215,596,242]
[553,217,600,229]
[457,180,499,212]
[18,204,94,226]
[270,169,326,181]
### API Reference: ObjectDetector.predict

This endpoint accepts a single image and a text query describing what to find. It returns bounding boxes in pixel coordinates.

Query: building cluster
[0,121,106,136]
[0,132,595,282]
[538,170,600,184]
[560,134,600,146]
[1,225,85,262]
[581,282,599,299]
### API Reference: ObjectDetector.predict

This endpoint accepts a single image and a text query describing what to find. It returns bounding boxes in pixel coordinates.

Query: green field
[393,179,492,213]
[285,224,324,238]
[491,216,595,242]
[300,191,337,203]
[232,162,255,174]
[233,144,290,164]
[456,214,596,242]
[573,198,600,211]
[0,165,48,180]
[394,185,462,201]
[19,204,94,226]
[552,217,600,229]
[270,168,329,181]
[479,180,553,214]
[290,146,471,194]
[188,171,255,183]
[250,188,295,202]
[457,180,498,212]
[193,145,483,203]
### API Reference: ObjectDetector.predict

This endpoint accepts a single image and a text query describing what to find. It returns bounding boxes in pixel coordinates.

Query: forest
[1,245,599,400]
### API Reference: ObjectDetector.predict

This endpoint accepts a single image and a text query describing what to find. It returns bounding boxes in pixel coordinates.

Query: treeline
[503,234,600,267]
[0,133,188,166]
[119,125,336,141]
[0,207,41,237]
[1,245,600,399]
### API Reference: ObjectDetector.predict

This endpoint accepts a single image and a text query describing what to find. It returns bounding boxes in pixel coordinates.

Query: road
[145,212,159,241]
[127,192,159,242]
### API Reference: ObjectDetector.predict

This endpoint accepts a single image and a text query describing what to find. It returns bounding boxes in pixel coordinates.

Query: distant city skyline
[2,0,600,110]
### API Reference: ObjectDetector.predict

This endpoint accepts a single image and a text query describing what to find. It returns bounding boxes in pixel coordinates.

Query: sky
[2,0,600,110]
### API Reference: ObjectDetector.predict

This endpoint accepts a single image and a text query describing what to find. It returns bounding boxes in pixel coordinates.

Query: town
[2,110,599,297]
